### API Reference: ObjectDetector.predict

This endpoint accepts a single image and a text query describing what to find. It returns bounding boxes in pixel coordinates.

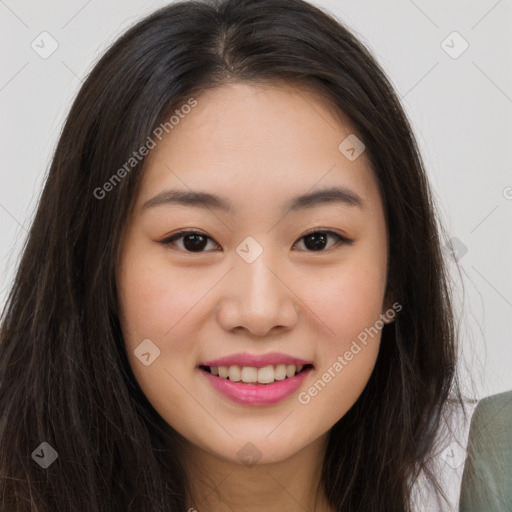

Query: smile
[198,353,314,406]
[200,363,313,384]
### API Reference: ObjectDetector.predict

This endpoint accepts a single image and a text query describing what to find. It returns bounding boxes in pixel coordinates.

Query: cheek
[297,260,385,413]
[117,253,202,423]
[304,258,387,343]
[118,250,207,344]
[117,248,199,389]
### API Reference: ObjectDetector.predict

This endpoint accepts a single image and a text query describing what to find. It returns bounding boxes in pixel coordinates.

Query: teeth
[257,365,275,384]
[241,366,258,383]
[228,365,241,382]
[208,363,309,384]
[274,364,287,381]
[286,364,296,378]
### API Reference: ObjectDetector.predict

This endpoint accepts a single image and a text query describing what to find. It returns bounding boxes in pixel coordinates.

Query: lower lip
[200,367,313,406]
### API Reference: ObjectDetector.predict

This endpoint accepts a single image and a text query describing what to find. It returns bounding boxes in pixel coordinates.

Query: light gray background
[1,0,511,399]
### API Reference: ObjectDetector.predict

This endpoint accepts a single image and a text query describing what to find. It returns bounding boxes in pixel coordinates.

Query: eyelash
[159,229,353,253]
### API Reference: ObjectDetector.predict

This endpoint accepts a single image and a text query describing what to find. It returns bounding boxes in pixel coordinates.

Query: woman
[0,0,470,510]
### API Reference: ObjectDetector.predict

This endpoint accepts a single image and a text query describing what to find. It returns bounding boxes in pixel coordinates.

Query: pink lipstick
[198,352,314,406]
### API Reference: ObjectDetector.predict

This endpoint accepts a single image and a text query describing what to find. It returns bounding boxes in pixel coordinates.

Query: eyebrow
[141,186,364,214]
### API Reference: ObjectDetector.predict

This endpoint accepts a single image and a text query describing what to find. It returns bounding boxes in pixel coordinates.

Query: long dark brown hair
[0,0,466,510]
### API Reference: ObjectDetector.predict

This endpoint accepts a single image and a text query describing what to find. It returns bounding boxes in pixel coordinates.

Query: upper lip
[200,352,313,368]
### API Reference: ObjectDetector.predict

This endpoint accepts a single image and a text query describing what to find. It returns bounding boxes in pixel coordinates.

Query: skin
[116,81,394,512]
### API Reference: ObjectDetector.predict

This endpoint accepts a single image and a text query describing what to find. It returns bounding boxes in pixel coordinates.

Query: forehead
[137,82,380,215]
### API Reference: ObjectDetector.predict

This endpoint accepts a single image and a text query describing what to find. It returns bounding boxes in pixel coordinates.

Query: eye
[160,230,220,253]
[293,230,352,252]
[159,229,352,253]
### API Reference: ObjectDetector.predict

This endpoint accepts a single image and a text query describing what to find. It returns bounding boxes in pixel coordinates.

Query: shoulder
[468,389,512,428]
[410,396,478,512]
[459,390,512,512]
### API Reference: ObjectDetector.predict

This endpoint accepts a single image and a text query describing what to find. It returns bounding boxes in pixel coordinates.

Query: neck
[183,434,333,512]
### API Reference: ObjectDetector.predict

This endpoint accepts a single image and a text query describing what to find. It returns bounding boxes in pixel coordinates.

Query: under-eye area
[199,363,315,384]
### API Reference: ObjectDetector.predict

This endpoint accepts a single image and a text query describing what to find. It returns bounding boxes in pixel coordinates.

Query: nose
[216,247,299,337]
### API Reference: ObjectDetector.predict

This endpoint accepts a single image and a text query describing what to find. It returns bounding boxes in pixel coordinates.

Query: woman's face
[117,82,391,465]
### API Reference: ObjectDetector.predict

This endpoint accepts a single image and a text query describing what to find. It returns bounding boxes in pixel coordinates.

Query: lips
[198,352,314,406]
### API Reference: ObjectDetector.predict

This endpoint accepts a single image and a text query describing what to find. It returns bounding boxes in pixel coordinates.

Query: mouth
[199,363,314,385]
[198,353,315,405]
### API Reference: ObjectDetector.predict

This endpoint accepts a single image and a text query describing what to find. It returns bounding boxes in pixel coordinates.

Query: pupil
[305,232,327,251]
[184,234,207,251]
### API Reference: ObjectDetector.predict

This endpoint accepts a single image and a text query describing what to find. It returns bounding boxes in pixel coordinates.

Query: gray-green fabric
[459,390,512,512]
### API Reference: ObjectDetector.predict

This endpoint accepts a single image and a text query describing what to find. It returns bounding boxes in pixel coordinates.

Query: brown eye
[160,231,220,252]
[160,229,352,254]
[293,230,352,252]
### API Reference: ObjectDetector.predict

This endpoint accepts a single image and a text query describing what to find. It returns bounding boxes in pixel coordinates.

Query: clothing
[410,397,478,512]
[459,390,512,512]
